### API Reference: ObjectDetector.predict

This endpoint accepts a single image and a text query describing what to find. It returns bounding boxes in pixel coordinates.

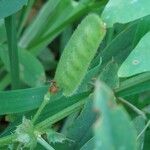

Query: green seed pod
[54,14,106,96]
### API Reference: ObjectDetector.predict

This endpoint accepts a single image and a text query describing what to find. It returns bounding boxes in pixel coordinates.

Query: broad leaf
[65,98,96,149]
[0,0,28,19]
[100,22,138,66]
[132,15,150,46]
[118,32,150,77]
[94,81,137,150]
[0,44,45,87]
[102,0,150,27]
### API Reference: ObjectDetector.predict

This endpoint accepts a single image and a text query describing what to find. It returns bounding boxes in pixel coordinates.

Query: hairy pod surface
[54,14,106,96]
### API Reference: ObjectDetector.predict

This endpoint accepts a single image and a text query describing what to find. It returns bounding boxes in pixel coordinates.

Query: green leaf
[41,95,94,150]
[143,129,150,150]
[133,116,145,150]
[0,19,6,44]
[0,0,28,19]
[5,15,20,89]
[19,0,61,49]
[18,0,36,36]
[38,47,57,71]
[35,143,46,150]
[143,104,150,114]
[132,15,150,47]
[80,137,95,150]
[117,80,150,97]
[0,91,90,147]
[0,86,48,115]
[0,91,90,139]
[99,59,119,88]
[118,32,150,77]
[102,0,150,27]
[94,81,137,150]
[78,57,102,92]
[100,22,138,66]
[60,26,73,53]
[0,74,10,91]
[62,98,96,149]
[19,49,46,87]
[27,0,87,53]
[0,44,45,87]
[35,91,90,130]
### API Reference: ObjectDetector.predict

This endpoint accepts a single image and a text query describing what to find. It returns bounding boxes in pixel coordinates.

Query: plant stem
[5,15,20,89]
[32,92,50,124]
[0,94,87,146]
[137,120,150,140]
[37,136,55,150]
[35,98,86,131]
[118,97,147,120]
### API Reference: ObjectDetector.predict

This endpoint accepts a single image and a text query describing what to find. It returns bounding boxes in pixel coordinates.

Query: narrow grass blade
[5,15,20,89]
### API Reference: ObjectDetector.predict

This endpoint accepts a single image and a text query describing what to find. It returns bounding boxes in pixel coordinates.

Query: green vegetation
[0,0,150,149]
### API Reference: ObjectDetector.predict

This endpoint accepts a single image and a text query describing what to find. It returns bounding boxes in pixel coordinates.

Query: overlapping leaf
[118,32,150,77]
[93,81,137,150]
[0,0,28,19]
[102,0,150,27]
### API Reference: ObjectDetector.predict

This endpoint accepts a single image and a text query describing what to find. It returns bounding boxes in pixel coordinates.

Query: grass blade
[5,15,20,89]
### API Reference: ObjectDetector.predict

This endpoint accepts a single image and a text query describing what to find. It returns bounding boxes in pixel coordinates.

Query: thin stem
[118,97,147,120]
[137,120,150,140]
[35,98,86,131]
[37,136,55,150]
[5,15,20,89]
[0,93,87,146]
[32,92,50,124]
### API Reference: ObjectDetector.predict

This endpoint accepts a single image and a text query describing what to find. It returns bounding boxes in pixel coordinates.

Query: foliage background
[0,0,150,149]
